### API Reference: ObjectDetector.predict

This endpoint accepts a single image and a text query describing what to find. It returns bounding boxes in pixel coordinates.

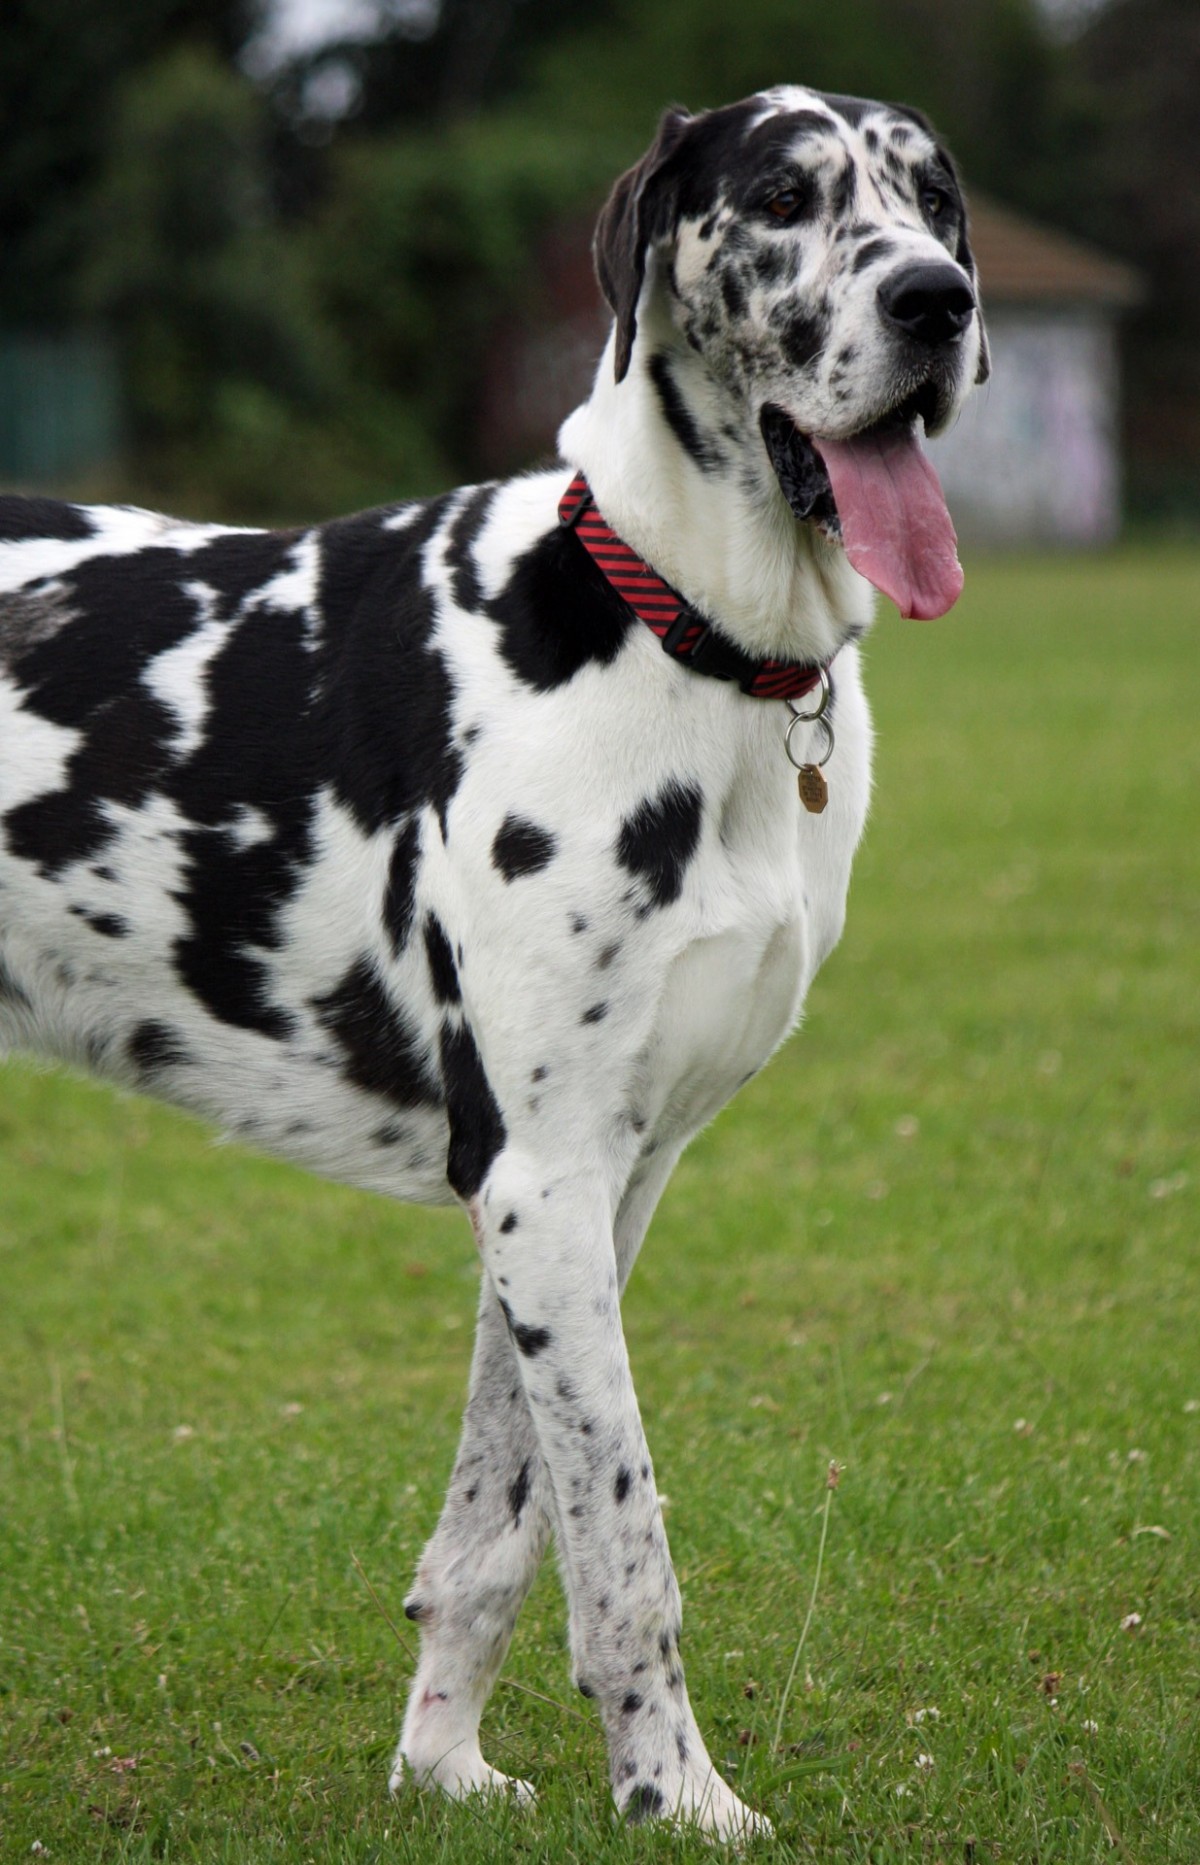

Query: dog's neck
[558,326,873,668]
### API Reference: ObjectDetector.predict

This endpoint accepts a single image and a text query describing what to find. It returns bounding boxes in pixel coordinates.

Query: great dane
[0,86,987,1837]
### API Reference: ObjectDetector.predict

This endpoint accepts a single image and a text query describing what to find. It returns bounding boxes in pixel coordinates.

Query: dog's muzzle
[877,261,977,351]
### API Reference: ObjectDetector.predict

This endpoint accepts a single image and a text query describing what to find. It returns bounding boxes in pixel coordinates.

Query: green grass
[2,546,1198,1862]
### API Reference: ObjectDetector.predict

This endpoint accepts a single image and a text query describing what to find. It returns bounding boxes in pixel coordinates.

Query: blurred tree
[1063,0,1200,517]
[0,0,258,324]
[84,47,444,518]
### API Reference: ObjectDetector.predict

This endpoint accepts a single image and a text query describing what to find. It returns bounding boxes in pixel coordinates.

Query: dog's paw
[391,1742,535,1806]
[618,1767,771,1843]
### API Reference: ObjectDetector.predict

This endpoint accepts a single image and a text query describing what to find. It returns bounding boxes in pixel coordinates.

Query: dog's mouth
[760,384,963,620]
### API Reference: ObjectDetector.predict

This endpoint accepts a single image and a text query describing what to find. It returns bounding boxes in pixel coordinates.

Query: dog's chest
[625,755,858,1148]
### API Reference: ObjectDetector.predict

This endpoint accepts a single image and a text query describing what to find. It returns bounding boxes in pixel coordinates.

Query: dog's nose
[877,262,976,347]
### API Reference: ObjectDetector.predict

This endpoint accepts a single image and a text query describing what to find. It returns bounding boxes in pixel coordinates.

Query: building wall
[929,309,1121,546]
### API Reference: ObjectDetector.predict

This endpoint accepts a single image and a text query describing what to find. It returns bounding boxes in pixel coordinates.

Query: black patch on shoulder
[615,780,703,910]
[313,956,440,1108]
[508,1458,532,1524]
[423,912,461,1005]
[312,495,462,835]
[488,523,633,692]
[444,483,497,613]
[127,1020,192,1073]
[440,1018,506,1199]
[384,818,420,955]
[648,352,724,473]
[0,497,96,543]
[623,1785,665,1824]
[492,815,557,881]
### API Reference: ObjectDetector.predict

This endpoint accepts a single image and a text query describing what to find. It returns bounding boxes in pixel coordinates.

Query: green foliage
[0,0,253,323]
[1,546,1198,1859]
[309,112,620,483]
[79,46,446,520]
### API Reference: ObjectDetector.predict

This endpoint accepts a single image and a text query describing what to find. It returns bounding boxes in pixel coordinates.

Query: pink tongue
[813,425,963,619]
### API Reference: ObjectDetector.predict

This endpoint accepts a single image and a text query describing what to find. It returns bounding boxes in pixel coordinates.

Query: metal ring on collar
[784,664,831,724]
[784,709,835,772]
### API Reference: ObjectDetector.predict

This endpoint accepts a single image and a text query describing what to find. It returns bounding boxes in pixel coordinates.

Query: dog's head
[593,88,989,618]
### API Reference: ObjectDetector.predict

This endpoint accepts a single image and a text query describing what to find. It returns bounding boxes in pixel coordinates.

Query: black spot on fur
[621,1692,642,1714]
[313,496,462,835]
[596,940,622,970]
[440,1018,506,1199]
[753,244,790,285]
[648,351,724,474]
[5,686,180,879]
[0,496,96,543]
[83,911,128,939]
[0,954,30,1008]
[444,482,497,612]
[492,815,557,881]
[614,1467,632,1504]
[498,1298,552,1358]
[581,1001,608,1025]
[508,1458,531,1525]
[384,818,420,955]
[777,308,826,371]
[624,1785,665,1824]
[124,1023,188,1073]
[853,234,897,274]
[820,93,874,129]
[423,912,461,1005]
[313,957,439,1108]
[500,1212,518,1234]
[616,780,703,909]
[831,162,858,219]
[489,523,633,692]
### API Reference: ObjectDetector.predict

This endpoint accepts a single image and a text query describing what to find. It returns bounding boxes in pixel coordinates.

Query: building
[928,196,1142,546]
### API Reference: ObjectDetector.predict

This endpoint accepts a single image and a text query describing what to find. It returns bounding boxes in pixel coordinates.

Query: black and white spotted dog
[0,88,987,1837]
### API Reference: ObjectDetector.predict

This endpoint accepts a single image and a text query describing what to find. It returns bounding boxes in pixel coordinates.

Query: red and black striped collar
[558,470,831,703]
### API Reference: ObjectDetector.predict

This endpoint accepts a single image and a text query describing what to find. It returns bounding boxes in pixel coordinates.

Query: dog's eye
[765,187,806,223]
[922,186,949,220]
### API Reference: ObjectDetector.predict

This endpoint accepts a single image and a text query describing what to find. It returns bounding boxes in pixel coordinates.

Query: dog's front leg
[471,1154,769,1840]
[394,1275,553,1800]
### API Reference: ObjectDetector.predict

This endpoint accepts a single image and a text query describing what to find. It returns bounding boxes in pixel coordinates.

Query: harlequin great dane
[0,87,987,1838]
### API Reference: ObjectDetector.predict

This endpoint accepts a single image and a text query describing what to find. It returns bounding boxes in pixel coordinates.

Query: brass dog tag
[797,764,829,813]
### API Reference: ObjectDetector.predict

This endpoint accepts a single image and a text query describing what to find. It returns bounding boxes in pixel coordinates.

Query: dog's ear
[593,106,693,383]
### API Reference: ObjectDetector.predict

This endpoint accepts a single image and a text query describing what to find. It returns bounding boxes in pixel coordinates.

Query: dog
[0,87,987,1838]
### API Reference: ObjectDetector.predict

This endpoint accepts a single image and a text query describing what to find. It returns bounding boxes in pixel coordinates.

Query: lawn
[1,546,1197,1862]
